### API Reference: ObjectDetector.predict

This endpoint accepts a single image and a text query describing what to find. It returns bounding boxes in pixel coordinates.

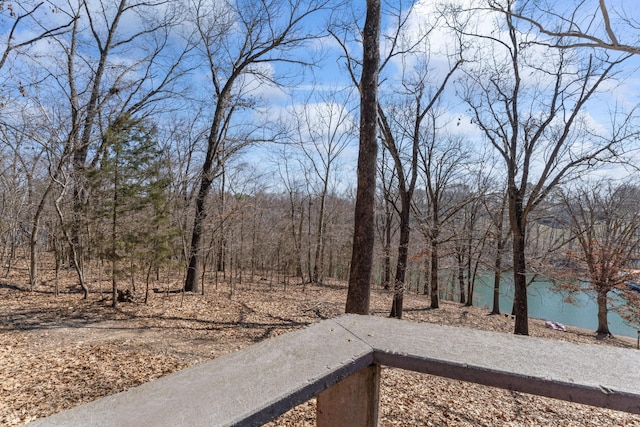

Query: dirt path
[1,279,639,426]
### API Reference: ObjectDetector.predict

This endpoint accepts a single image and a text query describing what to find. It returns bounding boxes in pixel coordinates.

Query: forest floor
[1,261,640,426]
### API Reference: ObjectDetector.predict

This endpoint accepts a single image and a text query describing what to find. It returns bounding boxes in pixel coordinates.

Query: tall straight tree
[457,0,633,334]
[485,184,510,315]
[335,1,462,316]
[375,147,398,291]
[184,0,329,293]
[344,0,381,314]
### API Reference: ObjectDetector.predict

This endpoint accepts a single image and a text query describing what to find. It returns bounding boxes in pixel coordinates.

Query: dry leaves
[1,268,639,426]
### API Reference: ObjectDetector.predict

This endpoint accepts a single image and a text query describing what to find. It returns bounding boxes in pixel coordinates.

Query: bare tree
[274,146,308,283]
[458,0,635,334]
[184,0,329,293]
[20,0,193,294]
[556,180,640,337]
[292,89,356,284]
[162,113,206,265]
[413,134,471,308]
[505,0,640,55]
[0,2,73,288]
[375,147,399,291]
[380,69,461,318]
[0,1,74,72]
[0,127,42,277]
[452,174,492,308]
[345,0,381,314]
[333,0,462,317]
[483,184,511,315]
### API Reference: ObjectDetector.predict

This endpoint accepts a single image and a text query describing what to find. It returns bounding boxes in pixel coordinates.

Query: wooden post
[316,364,380,427]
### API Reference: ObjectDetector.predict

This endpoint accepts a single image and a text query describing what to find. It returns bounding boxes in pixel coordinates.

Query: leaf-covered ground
[1,265,639,426]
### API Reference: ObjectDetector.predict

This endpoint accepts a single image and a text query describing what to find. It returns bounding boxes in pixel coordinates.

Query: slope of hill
[1,275,638,426]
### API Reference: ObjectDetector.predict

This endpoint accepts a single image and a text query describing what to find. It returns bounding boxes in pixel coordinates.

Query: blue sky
[3,0,640,193]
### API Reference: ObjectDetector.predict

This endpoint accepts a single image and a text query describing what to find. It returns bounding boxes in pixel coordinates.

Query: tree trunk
[54,236,61,297]
[430,240,439,308]
[251,205,257,283]
[217,169,226,275]
[184,178,211,293]
[295,199,305,280]
[130,258,136,294]
[328,243,334,280]
[239,211,245,285]
[313,183,327,284]
[216,235,226,274]
[383,208,392,290]
[54,182,89,298]
[29,180,57,290]
[145,262,152,304]
[345,0,380,315]
[185,73,233,293]
[512,226,528,335]
[596,287,612,337]
[423,255,430,295]
[491,227,505,315]
[458,252,465,304]
[389,212,410,319]
[465,233,474,307]
[111,149,119,308]
[307,197,313,284]
[491,253,502,315]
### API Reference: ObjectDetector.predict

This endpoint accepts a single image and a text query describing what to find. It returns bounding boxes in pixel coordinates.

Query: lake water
[470,276,639,339]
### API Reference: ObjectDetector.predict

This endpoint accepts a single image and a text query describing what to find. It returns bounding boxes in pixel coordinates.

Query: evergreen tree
[86,115,175,307]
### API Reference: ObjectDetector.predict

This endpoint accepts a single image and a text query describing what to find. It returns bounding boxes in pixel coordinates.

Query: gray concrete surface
[27,318,373,427]
[28,314,640,426]
[335,315,640,414]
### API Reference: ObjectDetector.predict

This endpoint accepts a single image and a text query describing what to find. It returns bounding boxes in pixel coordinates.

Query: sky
[3,0,640,193]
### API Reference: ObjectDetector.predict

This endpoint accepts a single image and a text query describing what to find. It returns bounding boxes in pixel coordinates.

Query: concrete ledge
[28,319,373,427]
[28,314,640,426]
[335,315,640,414]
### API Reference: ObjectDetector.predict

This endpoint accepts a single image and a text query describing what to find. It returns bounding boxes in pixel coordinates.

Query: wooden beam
[317,364,380,427]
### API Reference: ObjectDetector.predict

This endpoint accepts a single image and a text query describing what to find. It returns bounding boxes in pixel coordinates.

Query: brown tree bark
[596,287,612,337]
[383,207,392,291]
[389,210,409,318]
[430,239,439,309]
[185,0,326,293]
[380,108,414,318]
[345,0,380,315]
[458,251,466,305]
[490,196,507,315]
[512,224,528,335]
